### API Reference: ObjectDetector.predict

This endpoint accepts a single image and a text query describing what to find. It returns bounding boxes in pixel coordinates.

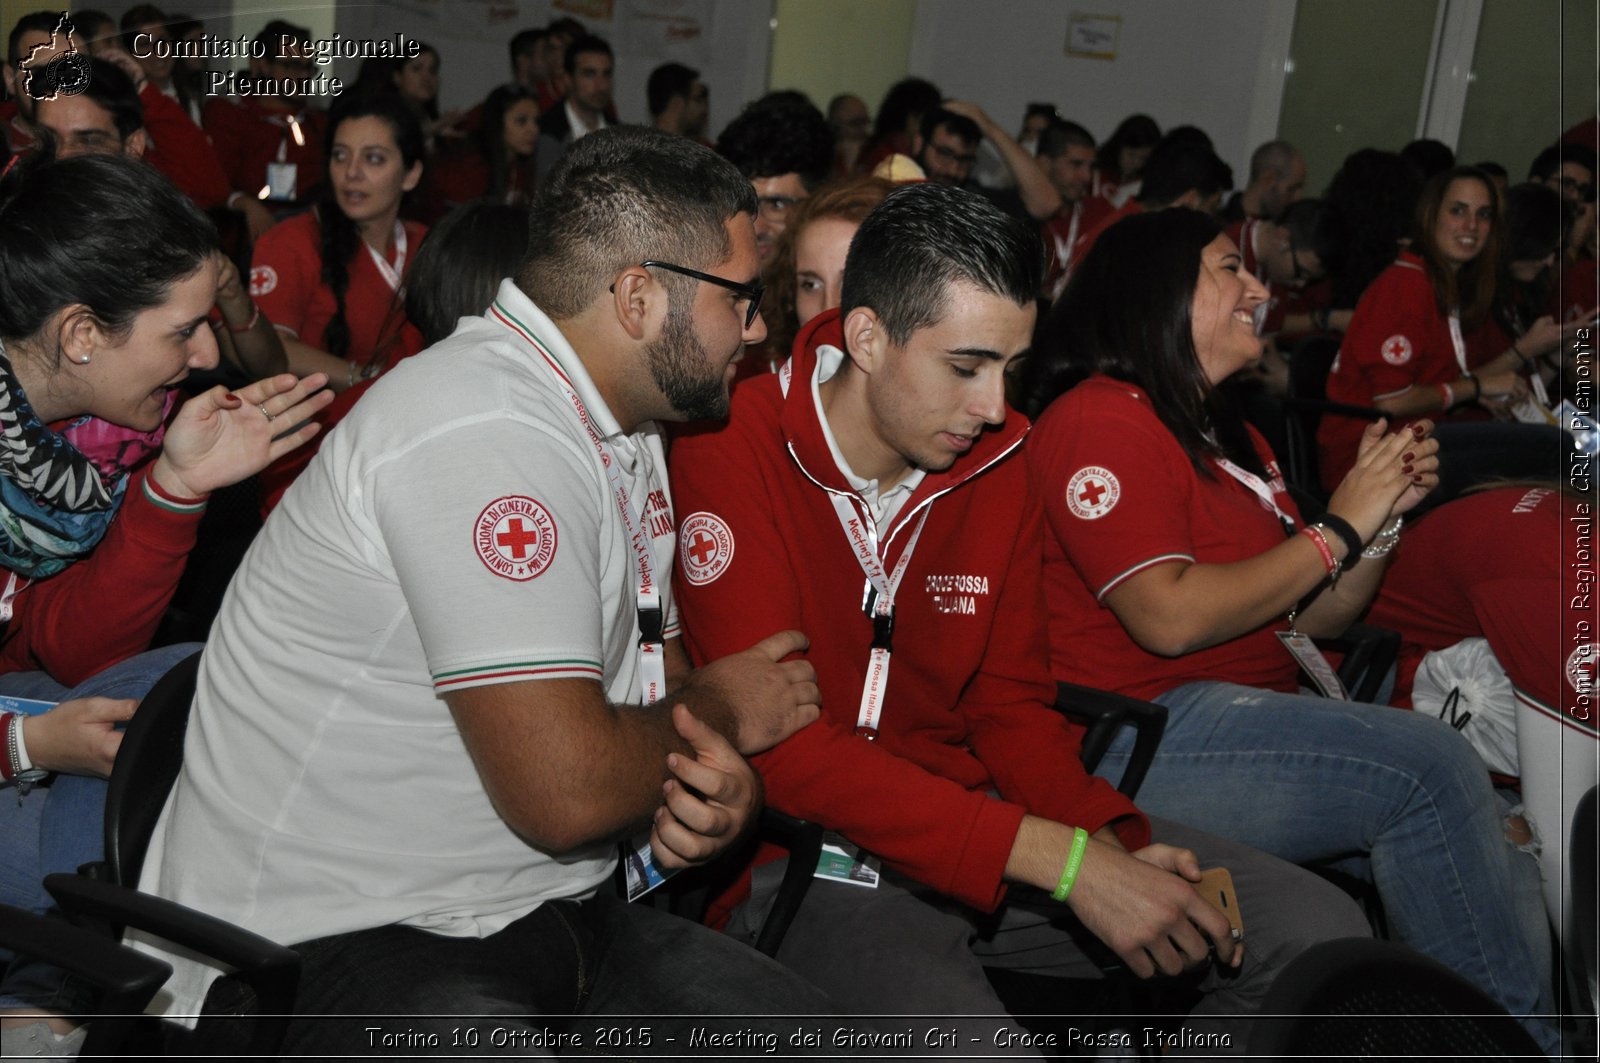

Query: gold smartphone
[1197,866,1244,941]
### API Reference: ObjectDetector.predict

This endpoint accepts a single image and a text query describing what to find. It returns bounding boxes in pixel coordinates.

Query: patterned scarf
[0,340,169,578]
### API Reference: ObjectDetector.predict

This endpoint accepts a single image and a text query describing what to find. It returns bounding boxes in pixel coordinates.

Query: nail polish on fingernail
[1411,424,1426,438]
[1402,451,1415,462]
[1402,463,1414,474]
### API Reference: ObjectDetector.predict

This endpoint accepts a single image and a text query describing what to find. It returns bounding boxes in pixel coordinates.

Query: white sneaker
[0,1020,87,1057]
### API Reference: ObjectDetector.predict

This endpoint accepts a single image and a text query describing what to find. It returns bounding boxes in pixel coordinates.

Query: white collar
[565,99,607,140]
[811,344,924,527]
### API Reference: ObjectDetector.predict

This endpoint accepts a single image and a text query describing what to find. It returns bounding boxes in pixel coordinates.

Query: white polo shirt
[130,279,678,1015]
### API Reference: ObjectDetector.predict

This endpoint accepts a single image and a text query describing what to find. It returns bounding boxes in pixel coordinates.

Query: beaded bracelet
[1317,513,1362,569]
[1361,516,1404,559]
[1300,525,1338,579]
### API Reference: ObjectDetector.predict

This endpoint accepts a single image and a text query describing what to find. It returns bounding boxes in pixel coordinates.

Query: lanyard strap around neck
[492,306,667,705]
[1212,456,1295,532]
[1446,313,1468,374]
[364,221,408,294]
[827,492,929,737]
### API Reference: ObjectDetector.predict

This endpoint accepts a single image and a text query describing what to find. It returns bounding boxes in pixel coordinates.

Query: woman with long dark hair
[0,155,329,1045]
[247,94,428,394]
[1023,207,1558,1054]
[423,84,541,220]
[1091,113,1159,205]
[1319,165,1573,499]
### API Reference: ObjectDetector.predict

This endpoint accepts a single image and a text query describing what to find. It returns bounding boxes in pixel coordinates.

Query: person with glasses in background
[716,92,834,268]
[913,103,1061,224]
[1224,199,1342,394]
[1528,142,1598,323]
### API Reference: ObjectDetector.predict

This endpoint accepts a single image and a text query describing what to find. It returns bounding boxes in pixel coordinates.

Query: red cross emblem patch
[474,496,558,581]
[1380,334,1413,366]
[248,265,278,297]
[679,511,734,586]
[1066,466,1120,520]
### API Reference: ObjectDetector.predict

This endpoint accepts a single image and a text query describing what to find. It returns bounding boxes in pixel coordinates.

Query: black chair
[1569,785,1597,1017]
[14,650,299,1055]
[1247,936,1545,1058]
[1280,334,1385,504]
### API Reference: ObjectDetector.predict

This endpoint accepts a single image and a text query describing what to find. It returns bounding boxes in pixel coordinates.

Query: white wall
[906,0,1283,184]
[333,0,774,135]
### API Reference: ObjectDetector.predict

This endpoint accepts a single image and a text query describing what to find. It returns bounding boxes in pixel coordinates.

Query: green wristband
[1051,826,1091,902]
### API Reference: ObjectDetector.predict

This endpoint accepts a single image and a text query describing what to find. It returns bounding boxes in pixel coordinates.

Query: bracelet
[1300,525,1338,579]
[225,303,260,333]
[1317,513,1361,569]
[1,712,15,782]
[1050,826,1091,902]
[1464,373,1481,402]
[1437,382,1454,410]
[1511,341,1531,370]
[1362,516,1404,558]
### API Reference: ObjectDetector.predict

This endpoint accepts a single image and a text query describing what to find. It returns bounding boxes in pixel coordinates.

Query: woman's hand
[20,698,138,777]
[1329,418,1440,537]
[1476,368,1529,406]
[211,250,253,324]
[1519,315,1564,359]
[150,373,335,499]
[647,704,762,870]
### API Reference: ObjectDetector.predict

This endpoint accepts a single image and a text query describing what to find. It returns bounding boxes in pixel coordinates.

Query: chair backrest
[1280,335,1342,500]
[1248,937,1544,1058]
[104,649,203,887]
[1570,784,1597,1013]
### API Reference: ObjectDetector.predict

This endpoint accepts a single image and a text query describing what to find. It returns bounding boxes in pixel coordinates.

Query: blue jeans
[0,642,202,1008]
[276,890,854,1057]
[1094,681,1559,1056]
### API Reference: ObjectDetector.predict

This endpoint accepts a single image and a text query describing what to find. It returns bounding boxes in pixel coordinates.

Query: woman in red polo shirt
[1021,207,1559,1052]
[1318,166,1572,500]
[247,94,428,395]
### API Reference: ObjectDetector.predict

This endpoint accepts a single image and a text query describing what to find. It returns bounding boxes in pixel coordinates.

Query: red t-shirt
[1029,376,1303,702]
[1366,486,1594,736]
[1319,253,1491,489]
[202,96,326,203]
[1067,197,1140,276]
[1556,255,1598,322]
[247,211,426,368]
[139,83,230,210]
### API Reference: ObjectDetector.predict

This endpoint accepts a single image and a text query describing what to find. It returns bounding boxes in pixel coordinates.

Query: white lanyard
[1447,313,1468,374]
[0,571,23,627]
[1213,456,1295,532]
[492,305,667,705]
[826,493,929,738]
[364,221,408,295]
[1048,203,1082,300]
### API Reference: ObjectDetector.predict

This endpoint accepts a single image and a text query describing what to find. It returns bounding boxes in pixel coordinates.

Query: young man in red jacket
[670,182,1368,1045]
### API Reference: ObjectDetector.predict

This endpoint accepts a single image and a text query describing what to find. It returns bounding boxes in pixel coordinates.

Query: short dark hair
[1277,198,1339,271]
[716,93,833,190]
[647,62,699,118]
[407,203,532,346]
[562,33,611,77]
[919,107,980,148]
[254,18,310,57]
[70,9,117,50]
[119,3,167,53]
[0,154,215,347]
[1248,140,1299,182]
[1401,138,1455,182]
[1502,181,1566,263]
[1138,140,1233,207]
[509,27,544,69]
[842,182,1040,346]
[1529,142,1597,184]
[1023,208,1256,477]
[40,56,143,141]
[1037,119,1095,159]
[8,9,61,68]
[518,127,757,320]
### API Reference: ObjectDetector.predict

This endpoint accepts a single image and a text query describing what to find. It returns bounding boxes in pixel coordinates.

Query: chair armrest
[1315,622,1400,704]
[1055,681,1168,799]
[0,902,171,1014]
[43,874,299,1017]
[753,810,824,958]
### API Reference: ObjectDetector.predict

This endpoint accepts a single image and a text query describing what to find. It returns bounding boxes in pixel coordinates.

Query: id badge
[265,161,298,202]
[813,831,881,888]
[1277,631,1348,700]
[620,834,677,901]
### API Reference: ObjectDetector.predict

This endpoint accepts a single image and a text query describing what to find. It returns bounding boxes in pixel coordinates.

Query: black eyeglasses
[640,260,765,329]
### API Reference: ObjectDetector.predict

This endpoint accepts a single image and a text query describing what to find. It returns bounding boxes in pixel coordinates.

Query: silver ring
[258,403,275,422]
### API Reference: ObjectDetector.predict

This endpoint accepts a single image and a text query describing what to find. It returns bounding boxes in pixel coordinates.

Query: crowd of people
[0,6,1595,1058]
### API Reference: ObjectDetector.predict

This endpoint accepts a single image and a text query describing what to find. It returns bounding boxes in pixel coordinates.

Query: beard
[646,301,730,421]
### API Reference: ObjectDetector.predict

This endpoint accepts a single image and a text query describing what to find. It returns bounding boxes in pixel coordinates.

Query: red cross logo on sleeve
[1380,334,1413,366]
[680,512,735,586]
[474,496,558,581]
[1066,466,1120,520]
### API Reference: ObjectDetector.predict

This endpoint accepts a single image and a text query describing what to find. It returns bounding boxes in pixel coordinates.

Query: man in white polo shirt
[131,128,838,1051]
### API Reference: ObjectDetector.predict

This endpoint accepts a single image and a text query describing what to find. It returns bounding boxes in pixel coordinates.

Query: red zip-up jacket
[670,309,1147,926]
